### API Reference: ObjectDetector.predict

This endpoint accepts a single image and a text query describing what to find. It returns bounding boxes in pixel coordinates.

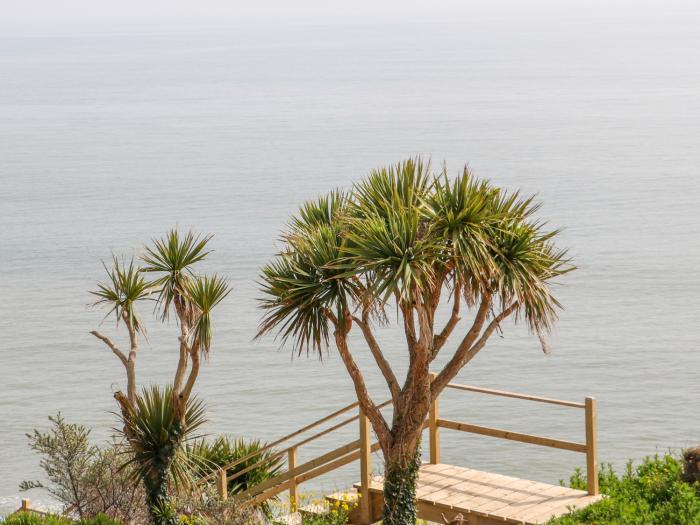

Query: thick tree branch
[172,290,193,413]
[430,292,492,395]
[467,302,519,356]
[90,331,128,367]
[173,335,189,396]
[432,300,518,396]
[179,348,200,409]
[401,302,418,362]
[328,312,391,453]
[121,314,140,404]
[431,282,462,359]
[122,312,138,356]
[353,315,401,404]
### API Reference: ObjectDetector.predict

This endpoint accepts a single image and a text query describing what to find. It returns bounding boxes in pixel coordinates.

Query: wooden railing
[199,399,391,523]
[10,499,51,517]
[428,374,599,495]
[196,376,598,522]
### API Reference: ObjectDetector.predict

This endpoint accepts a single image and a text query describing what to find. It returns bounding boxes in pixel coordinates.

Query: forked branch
[432,282,462,358]
[353,315,401,404]
[90,331,128,367]
[431,292,491,394]
[328,312,391,452]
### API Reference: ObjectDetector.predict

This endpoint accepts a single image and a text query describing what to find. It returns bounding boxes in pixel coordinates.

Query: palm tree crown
[258,158,572,355]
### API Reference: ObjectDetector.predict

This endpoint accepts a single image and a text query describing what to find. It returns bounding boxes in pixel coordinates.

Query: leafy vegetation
[186,437,283,507]
[151,484,257,525]
[19,414,145,523]
[549,454,700,524]
[2,513,123,525]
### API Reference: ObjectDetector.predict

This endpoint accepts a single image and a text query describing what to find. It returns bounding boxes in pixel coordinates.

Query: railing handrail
[225,399,392,484]
[445,381,586,408]
[201,380,598,509]
[437,418,588,453]
[435,380,599,496]
[199,400,361,482]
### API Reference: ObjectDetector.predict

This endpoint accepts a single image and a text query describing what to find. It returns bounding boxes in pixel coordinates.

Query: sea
[1,2,700,514]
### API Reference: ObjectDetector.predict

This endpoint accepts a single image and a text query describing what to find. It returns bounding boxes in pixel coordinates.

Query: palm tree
[119,384,207,524]
[91,230,230,524]
[257,159,573,525]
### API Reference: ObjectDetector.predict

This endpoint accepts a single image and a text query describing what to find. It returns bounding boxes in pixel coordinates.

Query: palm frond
[117,384,207,491]
[351,157,432,219]
[491,218,574,332]
[90,256,153,333]
[184,275,231,355]
[343,204,438,304]
[141,230,212,321]
[257,223,356,356]
[289,190,349,235]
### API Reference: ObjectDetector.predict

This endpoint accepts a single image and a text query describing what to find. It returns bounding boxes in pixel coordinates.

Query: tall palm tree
[258,159,573,525]
[91,230,230,524]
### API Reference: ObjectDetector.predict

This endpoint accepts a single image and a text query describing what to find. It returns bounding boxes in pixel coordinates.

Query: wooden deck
[203,381,601,525]
[355,463,603,525]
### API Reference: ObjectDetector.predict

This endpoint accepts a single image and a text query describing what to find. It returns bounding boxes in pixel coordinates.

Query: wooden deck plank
[357,464,601,524]
[492,484,588,522]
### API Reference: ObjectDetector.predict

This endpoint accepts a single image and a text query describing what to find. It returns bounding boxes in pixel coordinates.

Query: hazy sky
[3,0,699,36]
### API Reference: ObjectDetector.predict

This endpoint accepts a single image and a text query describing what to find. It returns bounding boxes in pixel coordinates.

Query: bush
[2,513,122,525]
[549,454,700,524]
[186,436,283,514]
[20,414,146,523]
[160,485,259,525]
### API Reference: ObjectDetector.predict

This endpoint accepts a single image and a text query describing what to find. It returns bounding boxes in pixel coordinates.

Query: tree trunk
[141,424,182,525]
[382,439,422,525]
[143,471,172,525]
[126,359,137,406]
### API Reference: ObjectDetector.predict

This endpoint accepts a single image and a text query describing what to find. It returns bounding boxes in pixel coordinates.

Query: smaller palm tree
[91,230,230,524]
[119,385,207,525]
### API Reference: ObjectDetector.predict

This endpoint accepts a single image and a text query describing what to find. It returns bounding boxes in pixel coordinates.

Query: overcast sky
[3,0,698,36]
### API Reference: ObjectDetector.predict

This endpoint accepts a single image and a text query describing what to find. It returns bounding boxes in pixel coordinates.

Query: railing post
[358,407,373,525]
[217,468,228,500]
[21,499,30,511]
[429,372,441,464]
[288,446,299,511]
[585,397,599,495]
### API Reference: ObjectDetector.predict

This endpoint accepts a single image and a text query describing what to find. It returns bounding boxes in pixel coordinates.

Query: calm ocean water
[2,4,700,513]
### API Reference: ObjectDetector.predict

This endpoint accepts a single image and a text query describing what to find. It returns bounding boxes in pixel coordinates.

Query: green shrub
[2,513,71,525]
[187,436,283,495]
[75,514,123,525]
[20,414,146,522]
[550,454,700,524]
[2,513,121,525]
